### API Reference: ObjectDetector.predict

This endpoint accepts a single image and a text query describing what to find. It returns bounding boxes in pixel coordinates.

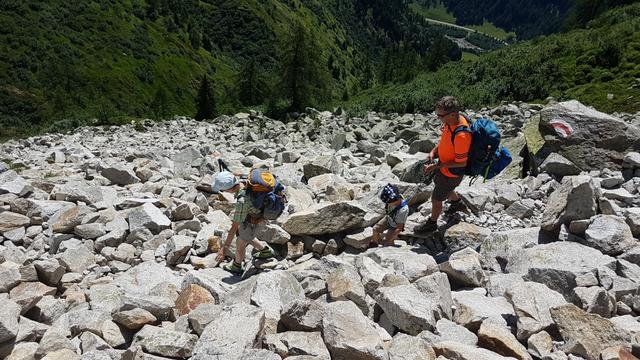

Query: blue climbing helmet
[380,183,401,204]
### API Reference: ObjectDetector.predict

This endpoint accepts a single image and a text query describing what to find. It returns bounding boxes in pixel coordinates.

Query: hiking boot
[415,219,438,233]
[445,199,467,214]
[254,246,274,259]
[223,261,243,274]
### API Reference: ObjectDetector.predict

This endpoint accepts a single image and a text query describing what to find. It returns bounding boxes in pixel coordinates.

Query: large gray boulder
[127,203,171,234]
[582,215,636,256]
[193,303,265,358]
[249,271,305,326]
[452,290,515,331]
[506,242,616,300]
[439,247,486,288]
[524,100,640,172]
[432,341,514,360]
[283,201,366,236]
[134,324,198,358]
[100,164,140,185]
[550,304,632,360]
[388,333,436,360]
[264,331,330,359]
[505,281,567,341]
[366,247,438,282]
[322,301,388,360]
[0,298,21,342]
[303,155,344,180]
[376,284,439,335]
[541,175,598,234]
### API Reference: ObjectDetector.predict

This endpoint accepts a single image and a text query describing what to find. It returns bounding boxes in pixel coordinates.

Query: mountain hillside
[346,3,640,115]
[0,0,464,140]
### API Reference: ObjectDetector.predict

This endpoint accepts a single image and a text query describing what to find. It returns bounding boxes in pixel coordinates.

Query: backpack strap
[387,198,409,217]
[450,125,471,144]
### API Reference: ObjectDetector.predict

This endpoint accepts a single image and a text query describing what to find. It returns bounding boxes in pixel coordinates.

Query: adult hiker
[416,96,471,233]
[213,170,276,274]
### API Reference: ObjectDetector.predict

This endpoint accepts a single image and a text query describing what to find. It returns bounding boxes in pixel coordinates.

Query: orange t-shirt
[437,115,472,178]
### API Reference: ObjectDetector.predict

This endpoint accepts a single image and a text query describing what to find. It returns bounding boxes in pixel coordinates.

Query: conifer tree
[195,76,215,121]
[279,22,330,113]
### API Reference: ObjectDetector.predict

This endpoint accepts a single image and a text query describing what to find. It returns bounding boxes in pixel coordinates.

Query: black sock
[450,199,461,203]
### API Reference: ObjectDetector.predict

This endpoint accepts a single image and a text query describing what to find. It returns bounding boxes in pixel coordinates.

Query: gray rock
[281,299,325,332]
[0,263,22,293]
[505,281,567,341]
[433,341,513,360]
[134,324,197,358]
[505,199,535,219]
[0,298,21,342]
[623,151,640,168]
[283,201,366,236]
[624,208,640,237]
[35,327,76,358]
[322,301,388,360]
[32,295,68,325]
[540,153,581,177]
[478,320,532,360]
[264,331,330,359]
[33,259,66,286]
[0,211,30,233]
[0,171,32,197]
[541,175,598,234]
[4,342,39,360]
[256,223,291,245]
[9,282,57,314]
[435,319,477,345]
[15,315,49,342]
[439,247,486,288]
[250,271,305,325]
[413,273,453,321]
[452,290,515,331]
[355,254,394,295]
[506,242,616,300]
[602,188,636,204]
[480,227,542,272]
[327,264,367,312]
[80,331,110,352]
[528,100,640,171]
[113,308,157,330]
[58,245,95,273]
[582,215,636,256]
[376,284,438,335]
[128,203,171,234]
[303,155,344,179]
[344,228,374,250]
[74,223,107,240]
[192,303,265,358]
[166,235,193,265]
[527,331,553,358]
[101,164,140,185]
[573,286,616,317]
[550,304,632,360]
[121,293,174,320]
[388,333,436,360]
[442,222,491,253]
[366,247,438,282]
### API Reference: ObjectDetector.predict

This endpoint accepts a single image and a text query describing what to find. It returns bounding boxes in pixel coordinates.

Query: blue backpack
[452,118,512,181]
[245,168,287,220]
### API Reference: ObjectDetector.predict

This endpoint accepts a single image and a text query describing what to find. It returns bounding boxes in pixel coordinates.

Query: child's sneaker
[254,246,275,259]
[223,261,243,274]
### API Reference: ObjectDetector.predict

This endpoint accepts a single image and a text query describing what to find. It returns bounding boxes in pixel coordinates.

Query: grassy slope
[0,0,361,140]
[468,20,516,41]
[345,3,640,115]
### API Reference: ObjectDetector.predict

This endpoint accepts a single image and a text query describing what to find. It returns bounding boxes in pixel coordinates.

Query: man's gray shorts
[237,221,265,242]
[432,171,464,201]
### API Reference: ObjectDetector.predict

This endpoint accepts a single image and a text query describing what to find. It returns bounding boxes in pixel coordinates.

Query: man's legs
[234,238,248,265]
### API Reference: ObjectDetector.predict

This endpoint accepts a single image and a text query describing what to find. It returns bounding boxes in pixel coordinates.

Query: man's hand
[423,162,438,174]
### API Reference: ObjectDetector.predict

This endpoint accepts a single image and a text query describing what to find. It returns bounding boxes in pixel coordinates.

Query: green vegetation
[468,21,516,41]
[345,3,640,115]
[409,1,456,23]
[0,0,463,141]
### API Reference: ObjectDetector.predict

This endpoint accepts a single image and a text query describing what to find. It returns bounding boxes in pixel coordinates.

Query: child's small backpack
[246,168,287,220]
[452,118,512,181]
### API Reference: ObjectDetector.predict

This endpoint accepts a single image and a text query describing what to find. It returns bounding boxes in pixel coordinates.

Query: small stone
[113,308,157,330]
